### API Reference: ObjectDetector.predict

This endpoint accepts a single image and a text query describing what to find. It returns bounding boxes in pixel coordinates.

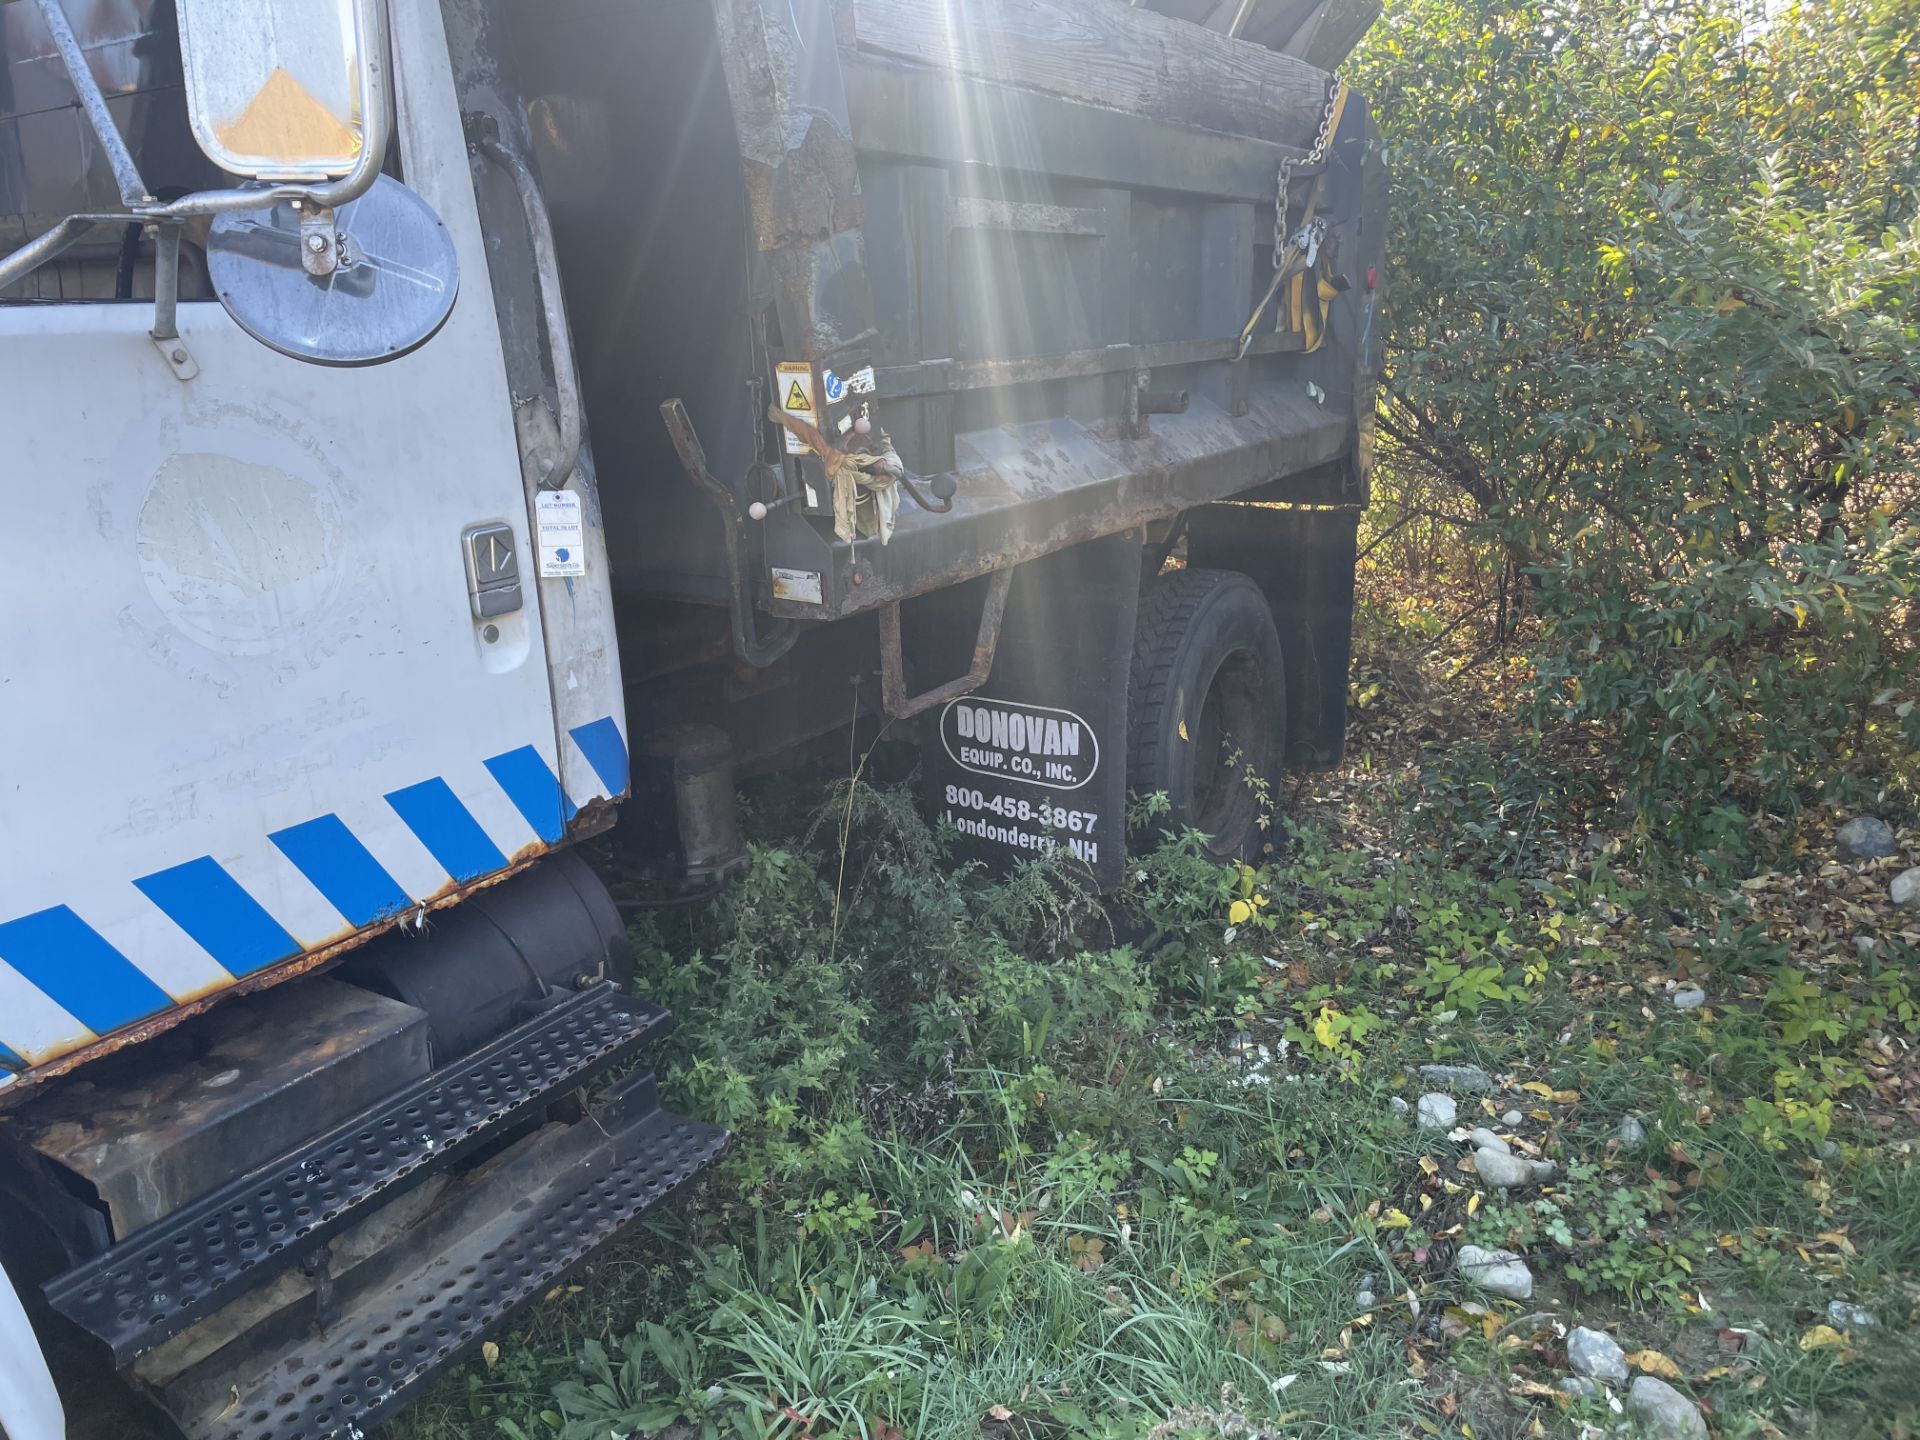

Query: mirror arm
[33,0,149,206]
[0,0,392,297]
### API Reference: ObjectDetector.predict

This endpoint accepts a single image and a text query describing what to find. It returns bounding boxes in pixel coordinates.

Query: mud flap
[919,532,1140,889]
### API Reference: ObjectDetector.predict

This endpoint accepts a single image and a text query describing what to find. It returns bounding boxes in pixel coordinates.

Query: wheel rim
[1188,646,1270,856]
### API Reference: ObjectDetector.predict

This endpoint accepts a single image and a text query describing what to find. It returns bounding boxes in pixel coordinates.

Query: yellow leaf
[1520,1082,1556,1098]
[481,1341,501,1370]
[1229,900,1253,926]
[1626,1349,1680,1378]
[1716,293,1747,314]
[1379,1208,1412,1229]
[1418,1156,1440,1176]
[1178,720,1190,742]
[1468,1193,1482,1218]
[1799,1325,1849,1352]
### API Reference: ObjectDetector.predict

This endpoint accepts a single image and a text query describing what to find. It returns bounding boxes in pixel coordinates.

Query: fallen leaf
[987,1404,1014,1421]
[1626,1349,1680,1379]
[1799,1325,1849,1352]
[481,1340,500,1370]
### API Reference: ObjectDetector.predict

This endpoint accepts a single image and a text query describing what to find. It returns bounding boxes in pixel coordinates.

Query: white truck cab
[1,3,721,1436]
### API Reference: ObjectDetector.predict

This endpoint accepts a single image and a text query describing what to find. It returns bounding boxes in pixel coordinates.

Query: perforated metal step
[47,983,671,1364]
[184,1075,726,1440]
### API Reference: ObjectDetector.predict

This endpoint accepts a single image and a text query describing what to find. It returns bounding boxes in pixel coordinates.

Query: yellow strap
[1281,82,1350,353]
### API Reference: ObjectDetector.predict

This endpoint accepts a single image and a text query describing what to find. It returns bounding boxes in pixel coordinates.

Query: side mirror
[177,0,374,181]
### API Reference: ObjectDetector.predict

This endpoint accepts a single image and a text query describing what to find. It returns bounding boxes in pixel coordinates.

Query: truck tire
[1128,568,1287,863]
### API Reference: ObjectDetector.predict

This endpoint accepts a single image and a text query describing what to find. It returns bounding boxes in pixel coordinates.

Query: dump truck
[0,0,1383,1435]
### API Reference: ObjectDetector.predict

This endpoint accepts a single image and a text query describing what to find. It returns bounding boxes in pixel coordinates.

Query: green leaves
[1353,0,1920,840]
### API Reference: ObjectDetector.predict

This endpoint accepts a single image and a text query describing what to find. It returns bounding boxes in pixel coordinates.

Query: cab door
[0,0,626,1084]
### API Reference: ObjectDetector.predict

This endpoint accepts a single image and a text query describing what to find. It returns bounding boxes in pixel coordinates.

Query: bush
[1351,0,1920,841]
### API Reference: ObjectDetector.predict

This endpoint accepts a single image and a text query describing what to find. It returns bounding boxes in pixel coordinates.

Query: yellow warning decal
[773,362,815,455]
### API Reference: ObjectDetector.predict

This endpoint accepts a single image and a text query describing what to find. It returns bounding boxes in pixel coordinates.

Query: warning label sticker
[774,361,814,455]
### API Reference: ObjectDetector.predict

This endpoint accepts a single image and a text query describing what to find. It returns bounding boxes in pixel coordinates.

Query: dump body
[481,0,1383,626]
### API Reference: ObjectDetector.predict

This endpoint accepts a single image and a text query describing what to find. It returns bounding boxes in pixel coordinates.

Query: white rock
[1457,1244,1533,1299]
[1503,1109,1525,1126]
[1856,935,1880,957]
[1672,986,1707,1010]
[1417,1093,1457,1129]
[1557,1376,1600,1399]
[1567,1326,1630,1384]
[1473,1148,1541,1189]
[1892,867,1920,909]
[1466,1127,1511,1154]
[1617,1115,1648,1147]
[1837,816,1897,860]
[1418,1063,1493,1094]
[1528,1158,1557,1181]
[1626,1375,1706,1440]
[1389,1095,1410,1115]
[1354,1289,1376,1309]
[1816,1139,1840,1160]
[1827,1300,1878,1329]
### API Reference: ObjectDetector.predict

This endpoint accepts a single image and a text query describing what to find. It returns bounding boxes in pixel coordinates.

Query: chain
[1274,73,1343,267]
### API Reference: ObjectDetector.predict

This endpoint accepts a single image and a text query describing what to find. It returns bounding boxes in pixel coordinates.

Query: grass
[389,618,1919,1440]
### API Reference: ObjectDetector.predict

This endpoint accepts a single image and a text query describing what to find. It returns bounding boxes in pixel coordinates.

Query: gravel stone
[1672,986,1707,1010]
[1418,1063,1493,1093]
[1417,1092,1457,1129]
[1626,1376,1707,1440]
[1354,1290,1376,1309]
[1567,1326,1630,1384]
[1388,1095,1410,1114]
[1828,1300,1878,1329]
[1466,1127,1510,1154]
[1617,1115,1648,1147]
[1474,1149,1538,1188]
[1837,817,1897,860]
[1557,1376,1600,1399]
[1456,1244,1532,1299]
[1892,867,1920,909]
[1503,1109,1525,1126]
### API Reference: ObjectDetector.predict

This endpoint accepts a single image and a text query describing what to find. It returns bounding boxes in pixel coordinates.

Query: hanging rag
[767,404,904,544]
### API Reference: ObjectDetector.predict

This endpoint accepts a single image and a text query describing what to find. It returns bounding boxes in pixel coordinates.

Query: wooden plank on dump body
[849,0,1333,148]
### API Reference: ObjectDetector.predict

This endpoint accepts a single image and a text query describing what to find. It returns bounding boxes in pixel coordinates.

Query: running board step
[46,983,672,1365]
[168,1071,727,1440]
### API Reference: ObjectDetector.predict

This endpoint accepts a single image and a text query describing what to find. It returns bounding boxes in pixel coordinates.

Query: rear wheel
[1128,568,1287,863]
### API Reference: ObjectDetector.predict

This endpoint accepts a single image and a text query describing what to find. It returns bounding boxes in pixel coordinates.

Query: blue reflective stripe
[568,717,630,797]
[385,779,508,884]
[134,857,301,977]
[485,746,573,843]
[0,906,172,1035]
[269,815,413,927]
